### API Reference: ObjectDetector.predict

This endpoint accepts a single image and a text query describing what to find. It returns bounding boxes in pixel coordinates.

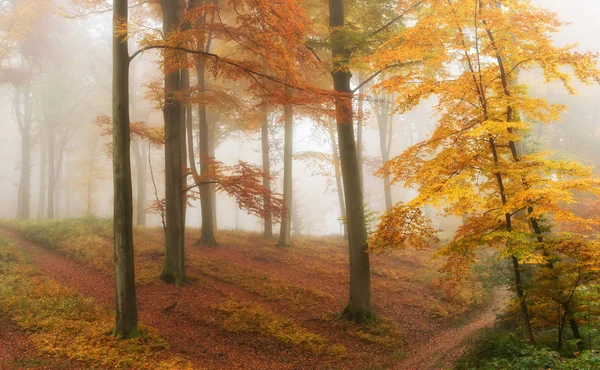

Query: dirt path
[396,288,509,370]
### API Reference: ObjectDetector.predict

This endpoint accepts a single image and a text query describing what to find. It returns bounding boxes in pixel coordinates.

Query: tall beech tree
[329,0,372,321]
[14,82,33,220]
[375,89,394,211]
[277,89,294,248]
[370,0,600,344]
[189,0,218,246]
[160,0,186,284]
[261,103,273,238]
[112,0,138,338]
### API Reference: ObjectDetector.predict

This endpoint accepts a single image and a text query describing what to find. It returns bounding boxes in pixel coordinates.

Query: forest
[1,0,600,369]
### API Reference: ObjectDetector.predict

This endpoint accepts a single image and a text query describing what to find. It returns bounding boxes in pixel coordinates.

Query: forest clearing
[2,0,600,368]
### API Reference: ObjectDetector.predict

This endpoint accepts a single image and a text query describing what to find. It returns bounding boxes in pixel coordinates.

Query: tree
[13,82,33,220]
[112,0,138,338]
[277,89,294,248]
[375,89,394,211]
[329,0,372,322]
[370,0,600,344]
[261,102,273,238]
[189,0,218,246]
[160,0,186,284]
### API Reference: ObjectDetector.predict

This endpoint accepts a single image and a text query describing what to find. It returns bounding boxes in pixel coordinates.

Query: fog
[1,0,599,237]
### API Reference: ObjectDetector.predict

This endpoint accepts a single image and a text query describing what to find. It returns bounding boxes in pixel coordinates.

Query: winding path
[396,288,509,369]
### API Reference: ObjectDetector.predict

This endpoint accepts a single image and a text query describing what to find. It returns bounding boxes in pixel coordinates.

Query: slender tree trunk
[291,184,302,235]
[261,103,273,238]
[112,0,138,338]
[131,138,147,225]
[55,151,63,219]
[377,91,393,211]
[356,72,365,193]
[208,123,217,230]
[329,126,347,239]
[329,0,372,322]
[15,85,32,220]
[161,0,186,284]
[130,61,148,226]
[277,90,293,248]
[47,125,55,219]
[195,61,217,246]
[488,136,535,344]
[180,68,190,225]
[38,125,47,219]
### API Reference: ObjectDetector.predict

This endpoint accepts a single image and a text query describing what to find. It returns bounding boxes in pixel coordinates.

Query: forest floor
[0,219,504,369]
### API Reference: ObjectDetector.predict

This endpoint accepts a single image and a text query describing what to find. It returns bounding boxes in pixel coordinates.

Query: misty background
[1,0,598,235]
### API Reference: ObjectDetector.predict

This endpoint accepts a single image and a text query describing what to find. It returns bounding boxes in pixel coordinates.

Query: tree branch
[368,0,425,37]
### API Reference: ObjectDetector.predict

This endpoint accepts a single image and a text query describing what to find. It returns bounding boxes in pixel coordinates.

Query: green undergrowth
[217,299,346,356]
[0,235,192,369]
[456,328,600,369]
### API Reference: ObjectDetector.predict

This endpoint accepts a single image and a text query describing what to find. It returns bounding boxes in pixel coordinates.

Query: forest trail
[396,288,509,369]
[0,226,505,369]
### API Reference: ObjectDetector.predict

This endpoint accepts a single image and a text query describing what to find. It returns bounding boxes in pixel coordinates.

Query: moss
[343,303,378,323]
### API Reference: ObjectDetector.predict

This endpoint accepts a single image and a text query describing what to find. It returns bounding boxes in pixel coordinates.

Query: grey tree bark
[196,60,217,246]
[15,84,33,220]
[277,90,293,248]
[329,126,347,239]
[37,125,47,219]
[160,0,186,284]
[376,91,393,211]
[47,124,55,219]
[112,0,139,338]
[261,103,273,238]
[329,0,373,321]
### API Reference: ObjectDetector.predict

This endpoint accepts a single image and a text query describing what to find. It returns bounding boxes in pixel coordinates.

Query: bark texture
[160,0,186,284]
[261,104,273,238]
[277,90,293,248]
[329,0,373,322]
[112,0,139,338]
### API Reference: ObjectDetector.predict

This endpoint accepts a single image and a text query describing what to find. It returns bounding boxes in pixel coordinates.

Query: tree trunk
[130,61,147,226]
[180,67,190,226]
[329,0,372,322]
[377,91,393,211]
[38,125,47,219]
[261,103,273,238]
[329,126,347,239]
[15,85,32,220]
[291,184,302,235]
[112,0,139,338]
[356,72,365,193]
[277,90,293,248]
[47,125,55,219]
[194,61,217,246]
[132,138,147,225]
[488,136,535,344]
[161,0,186,284]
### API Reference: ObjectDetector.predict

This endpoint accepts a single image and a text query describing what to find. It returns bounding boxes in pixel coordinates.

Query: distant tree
[277,89,294,248]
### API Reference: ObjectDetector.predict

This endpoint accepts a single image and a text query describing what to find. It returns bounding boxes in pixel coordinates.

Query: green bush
[456,330,600,369]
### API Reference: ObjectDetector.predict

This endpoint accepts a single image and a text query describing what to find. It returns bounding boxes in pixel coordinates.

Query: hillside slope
[0,219,495,369]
